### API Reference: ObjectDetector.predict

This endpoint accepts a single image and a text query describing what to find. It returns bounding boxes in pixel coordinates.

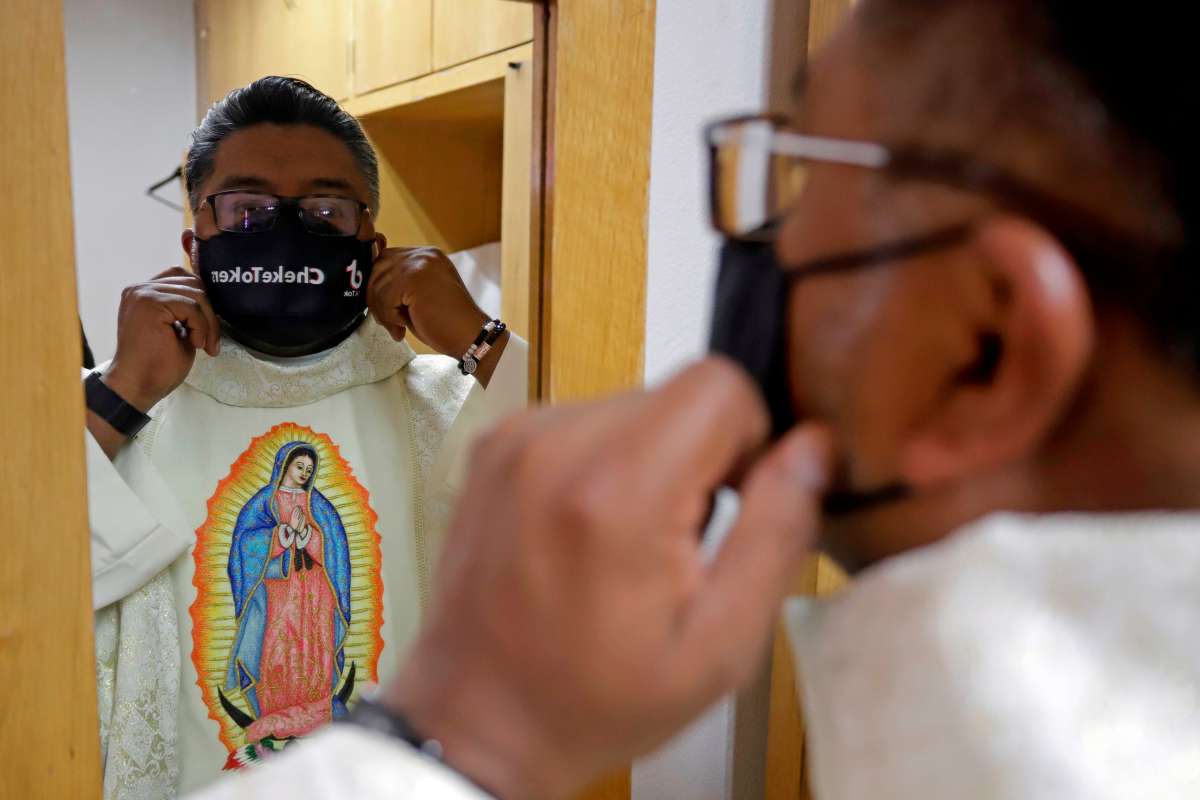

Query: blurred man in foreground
[200,0,1200,797]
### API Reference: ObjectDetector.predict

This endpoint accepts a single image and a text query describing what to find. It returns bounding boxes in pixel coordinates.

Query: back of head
[863,0,1198,373]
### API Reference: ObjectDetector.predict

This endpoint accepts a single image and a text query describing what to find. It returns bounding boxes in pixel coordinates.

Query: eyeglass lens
[211,192,362,236]
[711,118,811,240]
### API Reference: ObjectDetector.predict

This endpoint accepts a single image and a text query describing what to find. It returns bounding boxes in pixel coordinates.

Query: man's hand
[87,267,220,458]
[366,246,507,386]
[386,358,832,799]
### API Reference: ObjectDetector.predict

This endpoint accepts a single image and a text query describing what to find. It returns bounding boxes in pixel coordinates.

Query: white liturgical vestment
[88,320,527,799]
[193,512,1200,799]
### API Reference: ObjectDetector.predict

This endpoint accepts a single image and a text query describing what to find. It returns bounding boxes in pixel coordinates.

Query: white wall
[642,0,773,387]
[633,1,773,799]
[64,0,197,363]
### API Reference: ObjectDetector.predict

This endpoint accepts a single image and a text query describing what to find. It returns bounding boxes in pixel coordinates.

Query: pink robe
[246,487,339,742]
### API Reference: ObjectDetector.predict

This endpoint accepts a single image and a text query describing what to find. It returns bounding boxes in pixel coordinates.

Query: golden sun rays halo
[190,423,384,753]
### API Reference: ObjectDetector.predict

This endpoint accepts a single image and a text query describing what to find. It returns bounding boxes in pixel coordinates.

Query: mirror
[65,0,540,795]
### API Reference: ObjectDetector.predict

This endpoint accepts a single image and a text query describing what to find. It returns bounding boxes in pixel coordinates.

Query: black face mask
[708,227,972,514]
[197,212,376,357]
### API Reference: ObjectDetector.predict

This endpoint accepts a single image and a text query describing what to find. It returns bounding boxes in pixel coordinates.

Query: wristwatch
[347,696,445,760]
[84,371,152,438]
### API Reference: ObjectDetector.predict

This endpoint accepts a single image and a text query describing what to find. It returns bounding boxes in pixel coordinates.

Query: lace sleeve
[96,570,181,799]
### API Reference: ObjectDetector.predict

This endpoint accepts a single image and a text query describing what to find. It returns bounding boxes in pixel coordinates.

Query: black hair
[861,0,1200,372]
[185,76,379,213]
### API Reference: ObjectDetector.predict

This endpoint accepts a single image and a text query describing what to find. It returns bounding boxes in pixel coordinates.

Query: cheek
[786,276,876,420]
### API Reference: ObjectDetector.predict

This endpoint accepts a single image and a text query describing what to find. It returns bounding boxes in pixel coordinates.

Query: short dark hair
[860,0,1200,372]
[185,76,380,213]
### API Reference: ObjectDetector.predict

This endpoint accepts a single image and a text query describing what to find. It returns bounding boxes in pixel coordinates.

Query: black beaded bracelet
[459,319,506,376]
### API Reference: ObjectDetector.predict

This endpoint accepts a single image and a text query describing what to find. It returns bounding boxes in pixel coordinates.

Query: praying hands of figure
[287,508,311,549]
[277,523,296,550]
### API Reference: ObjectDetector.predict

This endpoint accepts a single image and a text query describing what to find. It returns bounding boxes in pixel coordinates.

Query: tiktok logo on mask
[345,260,364,297]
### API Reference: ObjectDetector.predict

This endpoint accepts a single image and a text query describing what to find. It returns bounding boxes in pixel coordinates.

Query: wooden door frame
[529,1,657,797]
[533,0,655,405]
[0,1,101,797]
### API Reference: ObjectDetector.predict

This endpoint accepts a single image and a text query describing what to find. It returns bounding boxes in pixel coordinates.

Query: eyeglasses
[203,190,370,237]
[705,113,1178,289]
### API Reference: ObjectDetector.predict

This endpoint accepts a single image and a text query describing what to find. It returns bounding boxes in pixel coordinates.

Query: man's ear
[374,233,388,260]
[181,229,197,273]
[899,216,1094,486]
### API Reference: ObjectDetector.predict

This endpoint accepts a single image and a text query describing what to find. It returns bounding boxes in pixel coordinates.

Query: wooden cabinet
[432,0,534,71]
[198,1,535,111]
[353,0,432,94]
[196,0,351,111]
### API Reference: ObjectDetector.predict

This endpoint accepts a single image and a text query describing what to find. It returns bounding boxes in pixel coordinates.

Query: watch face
[463,357,478,375]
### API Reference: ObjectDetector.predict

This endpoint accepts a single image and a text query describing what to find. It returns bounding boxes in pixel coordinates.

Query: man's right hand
[387,359,832,799]
[87,267,220,458]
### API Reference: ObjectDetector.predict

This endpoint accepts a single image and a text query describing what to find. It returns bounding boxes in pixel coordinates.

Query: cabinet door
[197,0,351,111]
[354,0,433,95]
[432,0,534,71]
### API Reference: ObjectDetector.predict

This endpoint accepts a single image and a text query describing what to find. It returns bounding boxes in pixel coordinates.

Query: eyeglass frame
[200,189,372,237]
[705,113,1180,295]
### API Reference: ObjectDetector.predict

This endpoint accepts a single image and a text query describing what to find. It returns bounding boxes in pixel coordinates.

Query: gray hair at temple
[184,76,381,215]
[856,0,1200,372]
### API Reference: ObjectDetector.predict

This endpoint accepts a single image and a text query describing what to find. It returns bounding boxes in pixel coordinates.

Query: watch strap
[347,696,445,760]
[85,371,151,438]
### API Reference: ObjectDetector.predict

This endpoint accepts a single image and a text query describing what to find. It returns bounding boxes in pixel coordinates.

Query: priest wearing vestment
[84,76,527,798]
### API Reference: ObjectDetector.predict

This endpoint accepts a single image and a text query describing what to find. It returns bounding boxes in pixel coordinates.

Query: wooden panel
[807,0,854,52]
[196,0,352,112]
[0,2,100,797]
[433,0,535,71]
[531,0,554,401]
[195,0,254,118]
[354,0,433,95]
[545,0,655,403]
[360,79,505,356]
[364,114,503,253]
[544,2,655,794]
[765,559,818,800]
[579,771,633,800]
[344,43,532,117]
[501,60,534,349]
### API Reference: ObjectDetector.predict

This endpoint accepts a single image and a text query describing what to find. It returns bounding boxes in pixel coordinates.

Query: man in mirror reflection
[84,76,527,797]
[196,0,1200,798]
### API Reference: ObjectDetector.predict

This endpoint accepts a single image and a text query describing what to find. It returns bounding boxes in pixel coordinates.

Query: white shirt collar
[184,320,416,408]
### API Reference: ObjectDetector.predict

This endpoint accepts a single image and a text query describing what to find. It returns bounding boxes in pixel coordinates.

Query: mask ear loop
[758,221,974,515]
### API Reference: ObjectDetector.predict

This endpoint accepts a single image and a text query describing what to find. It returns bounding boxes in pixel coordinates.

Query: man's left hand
[367,246,496,375]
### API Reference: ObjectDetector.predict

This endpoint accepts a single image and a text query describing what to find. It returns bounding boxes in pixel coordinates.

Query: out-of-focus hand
[367,246,506,385]
[386,358,832,799]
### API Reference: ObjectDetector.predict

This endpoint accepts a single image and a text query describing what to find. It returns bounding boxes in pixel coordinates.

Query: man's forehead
[203,123,368,199]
